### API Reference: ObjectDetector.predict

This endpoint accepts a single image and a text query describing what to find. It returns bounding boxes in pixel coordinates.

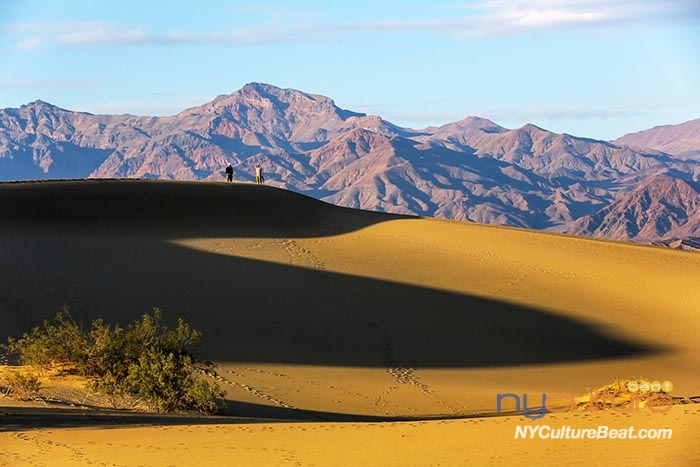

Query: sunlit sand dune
[1,180,698,465]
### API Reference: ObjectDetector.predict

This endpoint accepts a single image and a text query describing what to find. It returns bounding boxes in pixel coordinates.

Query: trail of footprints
[282,237,460,416]
[353,311,459,414]
[281,239,326,270]
[206,367,296,410]
[199,239,331,413]
[11,431,87,465]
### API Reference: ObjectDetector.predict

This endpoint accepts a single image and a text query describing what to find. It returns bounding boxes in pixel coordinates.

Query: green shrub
[6,309,87,368]
[3,308,225,414]
[4,371,42,400]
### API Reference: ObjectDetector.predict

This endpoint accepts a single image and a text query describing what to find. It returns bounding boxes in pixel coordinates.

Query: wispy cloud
[464,0,700,34]
[74,94,211,116]
[9,20,331,51]
[487,106,650,122]
[370,98,688,127]
[366,104,670,131]
[8,0,699,51]
[223,5,291,14]
[471,0,615,32]
[353,107,471,128]
[479,100,686,127]
[0,78,100,88]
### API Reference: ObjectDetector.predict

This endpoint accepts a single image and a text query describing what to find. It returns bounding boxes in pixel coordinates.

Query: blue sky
[1,0,698,140]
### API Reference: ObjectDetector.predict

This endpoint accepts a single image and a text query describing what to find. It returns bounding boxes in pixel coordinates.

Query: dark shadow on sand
[0,402,491,432]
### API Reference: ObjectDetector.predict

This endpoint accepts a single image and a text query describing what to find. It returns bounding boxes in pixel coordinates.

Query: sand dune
[1,180,698,465]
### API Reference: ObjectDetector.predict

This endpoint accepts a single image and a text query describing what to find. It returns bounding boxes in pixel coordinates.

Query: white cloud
[476,0,614,29]
[338,0,700,37]
[451,0,700,36]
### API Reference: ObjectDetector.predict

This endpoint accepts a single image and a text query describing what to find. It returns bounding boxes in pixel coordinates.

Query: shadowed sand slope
[1,180,699,422]
[0,179,395,235]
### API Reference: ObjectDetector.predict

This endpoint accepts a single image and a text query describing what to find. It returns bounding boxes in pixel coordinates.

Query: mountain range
[1,82,699,245]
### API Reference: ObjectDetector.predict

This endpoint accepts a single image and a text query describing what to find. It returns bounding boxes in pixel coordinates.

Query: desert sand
[1,180,698,466]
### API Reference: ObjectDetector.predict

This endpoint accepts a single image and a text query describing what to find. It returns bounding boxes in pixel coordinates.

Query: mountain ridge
[1,82,699,244]
[613,118,700,159]
[570,174,700,242]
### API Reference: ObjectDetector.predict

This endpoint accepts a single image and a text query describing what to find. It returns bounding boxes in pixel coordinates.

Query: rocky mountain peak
[456,116,505,133]
[21,99,57,111]
[519,123,547,133]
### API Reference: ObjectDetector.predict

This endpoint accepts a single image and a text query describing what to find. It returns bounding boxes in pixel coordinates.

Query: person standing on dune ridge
[225,163,233,182]
[255,163,264,184]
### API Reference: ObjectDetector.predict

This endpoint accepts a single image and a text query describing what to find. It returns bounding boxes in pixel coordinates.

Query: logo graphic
[496,380,674,419]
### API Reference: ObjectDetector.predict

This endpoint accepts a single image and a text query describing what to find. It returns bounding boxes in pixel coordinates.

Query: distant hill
[1,82,700,244]
[653,236,700,252]
[569,175,700,242]
[613,119,700,159]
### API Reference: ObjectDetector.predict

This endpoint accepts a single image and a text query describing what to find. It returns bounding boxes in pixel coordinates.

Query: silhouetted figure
[255,163,264,184]
[225,163,233,182]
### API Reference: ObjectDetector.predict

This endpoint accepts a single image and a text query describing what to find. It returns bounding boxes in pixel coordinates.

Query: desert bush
[3,308,225,414]
[124,347,222,413]
[5,309,87,368]
[4,370,42,400]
